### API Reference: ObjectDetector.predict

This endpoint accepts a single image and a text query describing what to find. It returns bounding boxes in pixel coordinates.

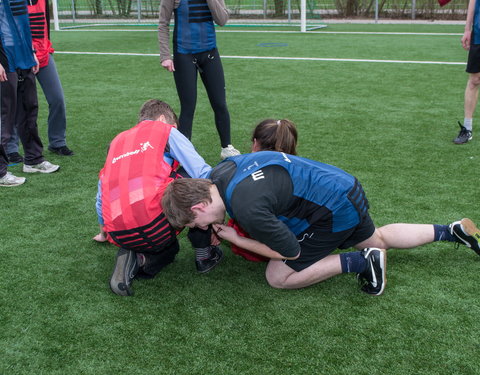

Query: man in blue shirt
[162,151,480,296]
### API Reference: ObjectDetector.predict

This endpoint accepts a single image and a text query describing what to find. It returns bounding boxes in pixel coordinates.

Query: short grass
[1,24,479,375]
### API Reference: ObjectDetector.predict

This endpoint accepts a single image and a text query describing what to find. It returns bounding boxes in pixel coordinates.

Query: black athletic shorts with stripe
[284,182,376,272]
[467,40,480,73]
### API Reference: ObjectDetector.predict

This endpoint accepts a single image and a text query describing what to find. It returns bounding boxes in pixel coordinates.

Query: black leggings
[173,48,231,147]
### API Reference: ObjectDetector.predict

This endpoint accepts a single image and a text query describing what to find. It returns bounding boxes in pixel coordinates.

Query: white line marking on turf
[62,29,463,36]
[55,51,465,65]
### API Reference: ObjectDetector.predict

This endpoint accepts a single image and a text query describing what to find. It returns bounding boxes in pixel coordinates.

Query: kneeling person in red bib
[95,99,222,296]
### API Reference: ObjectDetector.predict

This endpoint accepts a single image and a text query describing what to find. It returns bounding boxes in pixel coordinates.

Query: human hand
[462,31,472,50]
[211,227,221,246]
[0,64,8,82]
[161,59,175,72]
[212,223,238,242]
[32,53,40,74]
[0,63,7,82]
[93,231,107,242]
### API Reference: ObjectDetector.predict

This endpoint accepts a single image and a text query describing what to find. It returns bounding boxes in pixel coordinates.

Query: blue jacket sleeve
[96,180,104,225]
[167,128,212,178]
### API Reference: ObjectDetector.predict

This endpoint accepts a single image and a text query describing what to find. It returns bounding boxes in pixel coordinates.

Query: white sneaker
[23,160,60,174]
[220,145,241,159]
[0,172,26,187]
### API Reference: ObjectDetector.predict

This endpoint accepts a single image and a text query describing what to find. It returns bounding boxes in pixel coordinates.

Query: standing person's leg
[0,73,26,185]
[455,72,480,144]
[15,70,44,166]
[3,72,21,160]
[199,49,231,148]
[455,43,480,144]
[17,70,59,173]
[173,52,198,140]
[1,72,18,155]
[36,55,72,155]
[0,145,8,178]
[464,73,480,121]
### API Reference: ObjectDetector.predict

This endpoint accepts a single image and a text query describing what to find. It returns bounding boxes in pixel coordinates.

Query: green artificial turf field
[1,23,479,374]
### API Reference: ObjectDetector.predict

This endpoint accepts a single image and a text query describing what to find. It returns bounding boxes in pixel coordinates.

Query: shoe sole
[460,218,480,255]
[364,248,387,296]
[0,181,25,187]
[110,249,136,296]
[453,135,473,144]
[23,166,60,174]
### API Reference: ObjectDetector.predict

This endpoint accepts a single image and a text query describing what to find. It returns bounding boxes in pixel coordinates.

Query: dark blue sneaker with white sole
[449,218,480,256]
[357,248,387,296]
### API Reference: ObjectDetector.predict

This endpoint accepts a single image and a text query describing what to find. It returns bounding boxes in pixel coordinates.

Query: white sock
[463,118,473,131]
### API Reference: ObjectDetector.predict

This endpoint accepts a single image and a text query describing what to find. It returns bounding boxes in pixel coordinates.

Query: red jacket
[99,120,178,237]
[28,0,54,68]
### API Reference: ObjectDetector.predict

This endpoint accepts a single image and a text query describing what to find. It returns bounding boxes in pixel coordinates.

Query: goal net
[51,0,327,31]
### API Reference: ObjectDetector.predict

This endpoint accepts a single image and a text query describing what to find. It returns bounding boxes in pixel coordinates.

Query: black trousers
[0,70,44,167]
[173,48,231,147]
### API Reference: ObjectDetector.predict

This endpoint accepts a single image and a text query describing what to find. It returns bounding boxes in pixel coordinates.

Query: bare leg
[356,224,434,250]
[265,255,342,289]
[464,72,480,119]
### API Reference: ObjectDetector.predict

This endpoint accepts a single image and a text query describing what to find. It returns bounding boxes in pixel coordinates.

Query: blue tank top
[173,0,216,54]
[221,151,366,233]
[0,0,36,71]
[474,0,480,45]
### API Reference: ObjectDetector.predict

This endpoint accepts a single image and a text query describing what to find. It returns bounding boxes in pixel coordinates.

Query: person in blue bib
[158,0,240,160]
[161,151,480,296]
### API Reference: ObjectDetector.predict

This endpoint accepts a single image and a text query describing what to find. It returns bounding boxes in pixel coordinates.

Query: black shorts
[466,43,480,73]
[284,213,376,272]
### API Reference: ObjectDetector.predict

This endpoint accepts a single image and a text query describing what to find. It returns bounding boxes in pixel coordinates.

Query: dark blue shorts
[466,43,480,73]
[284,213,376,272]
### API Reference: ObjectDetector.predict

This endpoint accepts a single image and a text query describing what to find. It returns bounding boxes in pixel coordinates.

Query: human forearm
[158,0,174,61]
[214,224,299,260]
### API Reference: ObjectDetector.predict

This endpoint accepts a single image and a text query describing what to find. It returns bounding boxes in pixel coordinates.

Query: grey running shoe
[449,218,480,256]
[453,122,472,144]
[357,248,387,296]
[110,248,139,296]
[220,145,241,159]
[196,245,223,273]
[23,160,60,174]
[0,172,26,187]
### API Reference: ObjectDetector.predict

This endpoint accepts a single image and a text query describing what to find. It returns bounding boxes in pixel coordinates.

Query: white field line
[61,28,463,36]
[55,50,465,65]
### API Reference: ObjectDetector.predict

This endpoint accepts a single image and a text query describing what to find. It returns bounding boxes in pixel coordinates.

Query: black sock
[340,251,367,273]
[433,224,456,242]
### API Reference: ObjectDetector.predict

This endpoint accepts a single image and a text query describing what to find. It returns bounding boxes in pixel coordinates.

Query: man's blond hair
[162,179,213,229]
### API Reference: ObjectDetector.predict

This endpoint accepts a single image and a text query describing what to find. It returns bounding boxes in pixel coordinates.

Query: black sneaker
[48,145,74,156]
[110,248,139,296]
[196,246,223,273]
[7,152,23,164]
[453,122,472,144]
[357,248,387,296]
[449,218,480,256]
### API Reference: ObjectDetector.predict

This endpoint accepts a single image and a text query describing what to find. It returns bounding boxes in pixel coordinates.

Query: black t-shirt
[211,162,300,257]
